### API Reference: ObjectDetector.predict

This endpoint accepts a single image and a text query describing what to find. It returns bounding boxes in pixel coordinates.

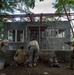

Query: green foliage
[24,0,35,9]
[0,0,44,11]
[0,22,3,40]
[22,0,44,9]
[53,0,74,13]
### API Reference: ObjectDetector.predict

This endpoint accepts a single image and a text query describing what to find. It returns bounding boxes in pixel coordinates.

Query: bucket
[0,59,5,69]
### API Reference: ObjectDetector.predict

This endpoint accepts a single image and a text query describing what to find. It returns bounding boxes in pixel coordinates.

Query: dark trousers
[28,45,39,64]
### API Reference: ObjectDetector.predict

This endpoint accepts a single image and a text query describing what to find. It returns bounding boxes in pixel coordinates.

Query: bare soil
[0,61,74,75]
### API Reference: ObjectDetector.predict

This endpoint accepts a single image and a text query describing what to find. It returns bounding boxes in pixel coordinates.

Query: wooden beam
[0,13,74,18]
[40,13,43,22]
[27,14,33,22]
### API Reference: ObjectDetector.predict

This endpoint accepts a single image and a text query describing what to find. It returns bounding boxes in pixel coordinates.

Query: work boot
[28,64,32,67]
[33,63,36,67]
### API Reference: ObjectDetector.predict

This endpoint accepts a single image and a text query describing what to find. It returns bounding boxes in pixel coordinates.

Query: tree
[53,0,74,37]
[0,0,44,14]
[53,0,74,13]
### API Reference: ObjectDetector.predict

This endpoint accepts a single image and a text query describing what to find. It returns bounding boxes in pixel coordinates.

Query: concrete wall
[3,21,70,51]
[0,50,72,64]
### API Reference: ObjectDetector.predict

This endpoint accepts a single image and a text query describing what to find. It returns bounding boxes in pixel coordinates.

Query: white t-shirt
[28,40,39,51]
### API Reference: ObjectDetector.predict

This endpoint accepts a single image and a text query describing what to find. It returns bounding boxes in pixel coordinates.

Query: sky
[30,0,56,13]
[14,0,56,14]
[14,0,74,27]
[14,0,74,14]
[30,0,74,31]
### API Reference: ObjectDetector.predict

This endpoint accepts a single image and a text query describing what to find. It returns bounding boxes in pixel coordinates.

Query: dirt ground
[0,61,74,75]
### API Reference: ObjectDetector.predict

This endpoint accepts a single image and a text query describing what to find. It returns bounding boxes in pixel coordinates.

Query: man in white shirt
[27,37,40,67]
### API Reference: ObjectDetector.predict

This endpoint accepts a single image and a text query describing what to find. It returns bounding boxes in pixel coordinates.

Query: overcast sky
[30,0,74,29]
[30,0,56,13]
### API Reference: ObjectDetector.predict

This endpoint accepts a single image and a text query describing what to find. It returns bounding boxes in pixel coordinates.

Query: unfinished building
[3,21,71,51]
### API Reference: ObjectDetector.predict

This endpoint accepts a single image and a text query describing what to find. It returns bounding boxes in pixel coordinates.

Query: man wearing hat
[0,39,9,72]
[0,39,9,52]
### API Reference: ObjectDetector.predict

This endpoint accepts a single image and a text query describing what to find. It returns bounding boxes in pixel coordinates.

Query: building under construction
[0,13,72,63]
[3,21,70,51]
